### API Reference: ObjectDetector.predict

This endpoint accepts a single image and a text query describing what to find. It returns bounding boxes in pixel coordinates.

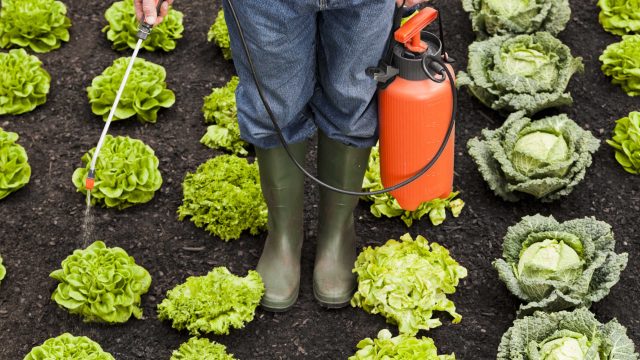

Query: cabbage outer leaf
[177,155,267,241]
[102,0,184,52]
[208,9,231,60]
[0,0,71,53]
[24,333,115,360]
[201,76,248,155]
[361,143,464,226]
[462,0,570,38]
[598,0,640,36]
[600,35,640,97]
[349,329,455,360]
[0,49,50,115]
[351,233,467,335]
[50,241,152,323]
[457,32,583,115]
[468,111,600,202]
[157,267,264,335]
[607,111,640,174]
[497,308,639,360]
[87,56,175,123]
[72,135,163,209]
[0,127,31,199]
[171,337,237,360]
[493,214,628,314]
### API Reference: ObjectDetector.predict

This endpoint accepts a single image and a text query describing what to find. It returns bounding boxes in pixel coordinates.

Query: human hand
[134,0,173,26]
[396,0,430,6]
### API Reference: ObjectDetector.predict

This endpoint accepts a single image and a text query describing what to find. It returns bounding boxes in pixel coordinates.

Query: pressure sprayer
[84,0,165,192]
[224,0,457,211]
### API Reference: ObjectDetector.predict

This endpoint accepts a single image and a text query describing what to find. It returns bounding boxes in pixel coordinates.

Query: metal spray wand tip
[85,169,96,191]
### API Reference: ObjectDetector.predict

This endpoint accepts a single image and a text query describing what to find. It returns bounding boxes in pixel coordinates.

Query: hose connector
[86,168,96,191]
[136,0,165,40]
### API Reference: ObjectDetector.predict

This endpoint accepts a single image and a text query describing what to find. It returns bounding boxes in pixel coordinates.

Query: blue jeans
[222,0,395,148]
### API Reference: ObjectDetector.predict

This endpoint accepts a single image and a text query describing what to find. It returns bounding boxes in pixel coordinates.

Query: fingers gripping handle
[137,0,165,40]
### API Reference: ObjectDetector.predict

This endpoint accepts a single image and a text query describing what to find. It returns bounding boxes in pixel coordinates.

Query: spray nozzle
[394,8,438,53]
[136,0,165,40]
[85,169,96,191]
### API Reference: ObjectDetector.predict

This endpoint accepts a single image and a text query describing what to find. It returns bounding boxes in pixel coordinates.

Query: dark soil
[1,0,638,359]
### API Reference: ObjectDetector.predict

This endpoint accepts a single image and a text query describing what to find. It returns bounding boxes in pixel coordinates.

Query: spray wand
[85,0,165,192]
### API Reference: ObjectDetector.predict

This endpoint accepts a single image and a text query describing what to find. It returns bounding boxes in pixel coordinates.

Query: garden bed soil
[0,0,638,359]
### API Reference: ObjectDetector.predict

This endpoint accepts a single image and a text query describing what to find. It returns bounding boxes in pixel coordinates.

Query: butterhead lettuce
[208,9,231,60]
[349,329,455,360]
[607,111,640,174]
[0,49,50,115]
[24,333,115,360]
[0,127,31,200]
[0,0,71,53]
[171,337,237,360]
[201,76,248,156]
[598,0,640,35]
[600,35,640,97]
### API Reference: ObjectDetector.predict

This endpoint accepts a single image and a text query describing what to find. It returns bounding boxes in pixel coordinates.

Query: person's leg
[222,0,316,311]
[311,0,395,307]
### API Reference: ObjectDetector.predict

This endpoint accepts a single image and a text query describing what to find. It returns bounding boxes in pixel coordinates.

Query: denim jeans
[222,0,395,149]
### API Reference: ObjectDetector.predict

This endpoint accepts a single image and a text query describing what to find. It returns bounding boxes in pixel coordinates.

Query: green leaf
[24,333,115,360]
[598,0,640,36]
[457,32,583,115]
[171,337,237,360]
[201,76,248,155]
[351,233,467,336]
[87,56,175,123]
[349,329,455,360]
[0,0,71,53]
[177,155,267,241]
[607,112,640,174]
[0,254,5,285]
[0,49,50,115]
[158,267,264,336]
[600,35,640,96]
[467,111,600,202]
[72,135,163,209]
[208,9,232,60]
[0,127,31,200]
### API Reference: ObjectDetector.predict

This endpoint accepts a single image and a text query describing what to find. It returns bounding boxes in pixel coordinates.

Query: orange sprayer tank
[377,8,455,211]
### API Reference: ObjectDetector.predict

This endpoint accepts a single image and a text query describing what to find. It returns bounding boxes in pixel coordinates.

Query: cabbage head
[87,56,175,123]
[201,76,248,155]
[497,308,638,360]
[351,233,467,336]
[177,155,267,241]
[0,128,31,200]
[171,337,237,360]
[493,215,628,314]
[208,9,231,60]
[24,333,115,360]
[157,267,264,335]
[0,254,6,285]
[457,32,583,115]
[349,329,455,360]
[598,0,640,35]
[50,241,152,323]
[362,144,464,226]
[462,0,570,38]
[600,35,640,97]
[0,49,50,115]
[607,111,640,174]
[72,135,163,209]
[103,0,184,52]
[468,111,599,202]
[0,0,71,53]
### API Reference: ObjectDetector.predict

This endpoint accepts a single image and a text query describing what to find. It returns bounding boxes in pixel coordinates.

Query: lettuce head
[0,127,31,200]
[24,333,115,360]
[598,0,640,35]
[607,111,640,174]
[600,35,640,97]
[0,49,50,115]
[0,0,71,53]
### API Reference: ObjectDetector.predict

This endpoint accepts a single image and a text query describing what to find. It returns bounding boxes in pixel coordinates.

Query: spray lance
[224,0,457,210]
[85,0,166,192]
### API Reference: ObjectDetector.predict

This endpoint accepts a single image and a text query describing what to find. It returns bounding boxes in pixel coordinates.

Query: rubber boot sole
[313,282,355,309]
[260,284,300,312]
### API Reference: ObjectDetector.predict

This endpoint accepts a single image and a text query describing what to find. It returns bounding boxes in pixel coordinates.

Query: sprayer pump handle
[394,7,438,53]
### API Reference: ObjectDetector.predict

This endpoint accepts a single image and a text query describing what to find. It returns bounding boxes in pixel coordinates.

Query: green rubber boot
[314,132,371,308]
[255,142,307,312]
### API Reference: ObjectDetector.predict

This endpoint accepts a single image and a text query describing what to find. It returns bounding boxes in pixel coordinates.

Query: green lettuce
[362,144,464,226]
[600,35,640,97]
[351,233,467,336]
[349,329,455,360]
[24,333,115,360]
[178,155,267,241]
[598,0,640,35]
[0,254,5,285]
[87,56,175,123]
[208,9,231,60]
[0,49,50,115]
[493,215,628,314]
[607,111,640,174]
[497,308,638,360]
[50,241,152,323]
[158,267,264,335]
[103,0,184,52]
[171,337,237,360]
[457,32,583,115]
[72,135,163,209]
[467,111,600,202]
[0,0,71,53]
[201,76,248,155]
[462,0,570,38]
[0,127,31,200]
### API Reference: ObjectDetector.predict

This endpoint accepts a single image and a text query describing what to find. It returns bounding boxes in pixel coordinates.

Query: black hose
[224,0,456,197]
